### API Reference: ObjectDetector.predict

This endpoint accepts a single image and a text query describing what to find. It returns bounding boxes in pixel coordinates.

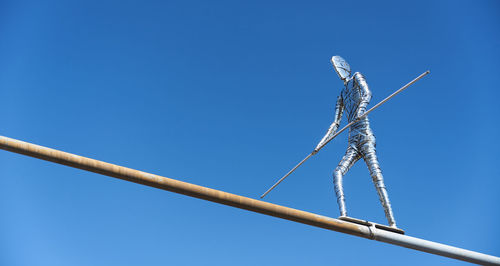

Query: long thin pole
[1,135,499,265]
[261,71,430,198]
[260,153,313,198]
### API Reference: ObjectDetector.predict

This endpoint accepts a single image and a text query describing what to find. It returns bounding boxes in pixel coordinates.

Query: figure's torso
[341,77,364,122]
[341,73,374,143]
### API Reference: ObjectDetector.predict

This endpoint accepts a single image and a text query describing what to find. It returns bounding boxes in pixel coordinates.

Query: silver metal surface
[1,135,499,265]
[331,55,352,81]
[373,228,500,265]
[317,56,396,227]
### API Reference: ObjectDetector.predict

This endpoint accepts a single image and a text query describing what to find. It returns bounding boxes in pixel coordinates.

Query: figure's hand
[314,141,324,153]
[315,122,338,154]
[329,122,339,136]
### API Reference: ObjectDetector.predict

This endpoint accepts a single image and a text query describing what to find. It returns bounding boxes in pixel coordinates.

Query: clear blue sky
[1,1,499,265]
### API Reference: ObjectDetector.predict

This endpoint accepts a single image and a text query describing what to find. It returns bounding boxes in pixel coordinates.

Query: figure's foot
[338,216,405,234]
[378,222,405,235]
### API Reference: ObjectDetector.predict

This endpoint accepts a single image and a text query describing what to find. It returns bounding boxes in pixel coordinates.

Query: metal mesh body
[331,72,397,227]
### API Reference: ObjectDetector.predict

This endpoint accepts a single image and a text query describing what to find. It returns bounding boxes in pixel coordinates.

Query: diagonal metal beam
[1,135,499,265]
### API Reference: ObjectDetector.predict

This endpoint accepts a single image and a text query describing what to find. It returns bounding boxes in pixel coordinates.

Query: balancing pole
[260,70,430,199]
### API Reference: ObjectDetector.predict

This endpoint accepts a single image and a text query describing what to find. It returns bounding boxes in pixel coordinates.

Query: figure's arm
[314,96,343,152]
[354,72,372,118]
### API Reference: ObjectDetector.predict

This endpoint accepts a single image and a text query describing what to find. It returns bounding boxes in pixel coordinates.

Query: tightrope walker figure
[315,55,397,228]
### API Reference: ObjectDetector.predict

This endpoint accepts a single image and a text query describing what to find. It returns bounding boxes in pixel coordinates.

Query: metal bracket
[338,216,405,235]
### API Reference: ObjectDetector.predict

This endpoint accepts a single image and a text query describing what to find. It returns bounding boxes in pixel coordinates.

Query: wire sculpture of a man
[315,56,397,227]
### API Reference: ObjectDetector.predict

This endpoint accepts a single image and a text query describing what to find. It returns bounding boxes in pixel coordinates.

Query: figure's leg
[361,142,397,227]
[333,146,360,217]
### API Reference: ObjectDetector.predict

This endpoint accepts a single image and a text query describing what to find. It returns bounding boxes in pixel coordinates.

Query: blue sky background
[1,1,499,265]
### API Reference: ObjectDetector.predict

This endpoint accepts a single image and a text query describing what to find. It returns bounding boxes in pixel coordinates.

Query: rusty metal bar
[1,135,499,265]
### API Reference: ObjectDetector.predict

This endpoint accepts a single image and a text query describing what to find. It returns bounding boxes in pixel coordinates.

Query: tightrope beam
[1,135,499,265]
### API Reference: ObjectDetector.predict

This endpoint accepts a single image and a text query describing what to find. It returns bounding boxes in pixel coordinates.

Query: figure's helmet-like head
[331,55,351,82]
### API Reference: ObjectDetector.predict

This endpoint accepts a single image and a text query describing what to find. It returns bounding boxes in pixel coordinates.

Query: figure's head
[331,55,351,82]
